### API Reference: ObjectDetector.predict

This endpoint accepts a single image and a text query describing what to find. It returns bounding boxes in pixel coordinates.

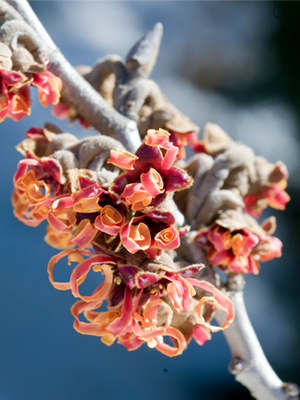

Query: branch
[215,275,299,400]
[6,0,141,153]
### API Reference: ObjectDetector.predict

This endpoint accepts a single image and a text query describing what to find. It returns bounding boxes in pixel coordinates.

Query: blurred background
[0,2,299,399]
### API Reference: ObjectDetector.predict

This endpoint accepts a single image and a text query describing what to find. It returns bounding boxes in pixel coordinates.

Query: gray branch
[4,2,298,399]
[215,275,299,400]
[6,0,141,153]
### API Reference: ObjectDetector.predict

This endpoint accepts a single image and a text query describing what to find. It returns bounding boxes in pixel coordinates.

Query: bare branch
[6,0,141,153]
[215,276,299,400]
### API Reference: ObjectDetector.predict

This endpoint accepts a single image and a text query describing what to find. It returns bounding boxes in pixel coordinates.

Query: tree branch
[215,275,299,400]
[4,2,298,400]
[6,0,141,153]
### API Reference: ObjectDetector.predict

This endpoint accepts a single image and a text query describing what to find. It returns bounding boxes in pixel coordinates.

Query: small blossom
[31,70,62,107]
[94,205,124,236]
[195,223,282,275]
[0,66,62,123]
[244,180,290,217]
[110,129,193,211]
[120,216,152,254]
[108,149,138,170]
[154,225,180,250]
[169,129,198,160]
[121,183,152,211]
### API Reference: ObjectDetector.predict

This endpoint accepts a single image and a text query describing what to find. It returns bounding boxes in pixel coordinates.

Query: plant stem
[6,0,141,153]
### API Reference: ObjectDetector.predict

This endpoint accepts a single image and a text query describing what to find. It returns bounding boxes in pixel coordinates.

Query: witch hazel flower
[108,129,193,211]
[120,210,181,259]
[244,178,290,217]
[0,61,62,123]
[0,69,31,122]
[46,175,126,250]
[47,173,181,259]
[47,248,234,356]
[195,213,282,275]
[168,130,198,160]
[12,148,66,227]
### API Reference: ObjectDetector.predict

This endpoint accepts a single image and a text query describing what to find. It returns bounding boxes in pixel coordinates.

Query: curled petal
[52,196,74,211]
[14,168,36,190]
[120,218,151,253]
[140,168,164,197]
[208,248,231,267]
[0,86,31,122]
[229,255,250,274]
[118,332,144,351]
[155,225,180,250]
[154,327,187,357]
[188,278,235,332]
[107,286,133,336]
[121,183,152,211]
[260,236,282,262]
[207,226,232,251]
[70,254,116,301]
[72,219,98,248]
[32,71,62,107]
[48,209,77,232]
[145,129,178,170]
[268,184,290,210]
[132,298,173,339]
[26,180,51,204]
[108,149,138,170]
[1,69,26,85]
[247,256,260,275]
[44,225,74,249]
[73,197,102,213]
[94,205,124,235]
[25,127,46,140]
[41,158,64,184]
[47,248,93,290]
[72,299,119,340]
[193,325,212,346]
[72,184,104,212]
[238,229,260,256]
[166,274,196,313]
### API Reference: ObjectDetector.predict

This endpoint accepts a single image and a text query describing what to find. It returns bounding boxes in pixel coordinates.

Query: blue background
[0,2,299,399]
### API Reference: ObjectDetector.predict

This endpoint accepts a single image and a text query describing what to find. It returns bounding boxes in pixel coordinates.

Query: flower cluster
[244,179,290,217]
[12,126,235,355]
[0,66,62,123]
[12,128,67,227]
[48,248,234,356]
[195,219,282,275]
[109,129,192,210]
[44,129,192,258]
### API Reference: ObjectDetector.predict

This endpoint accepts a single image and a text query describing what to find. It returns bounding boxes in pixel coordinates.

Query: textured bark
[215,276,299,400]
[7,0,141,153]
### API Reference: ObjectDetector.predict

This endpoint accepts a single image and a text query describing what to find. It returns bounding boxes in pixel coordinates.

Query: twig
[215,275,299,400]
[4,2,298,399]
[6,0,141,153]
